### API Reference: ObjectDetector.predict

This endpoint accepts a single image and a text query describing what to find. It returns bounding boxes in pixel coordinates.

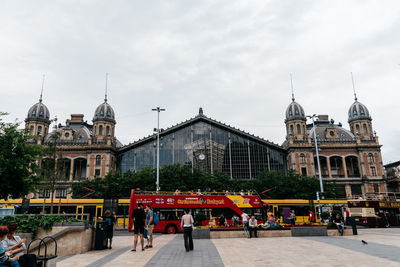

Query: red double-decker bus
[128,190,266,234]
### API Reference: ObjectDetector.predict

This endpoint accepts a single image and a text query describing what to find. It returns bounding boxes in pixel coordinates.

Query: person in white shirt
[181,209,194,252]
[248,216,258,238]
[241,212,250,227]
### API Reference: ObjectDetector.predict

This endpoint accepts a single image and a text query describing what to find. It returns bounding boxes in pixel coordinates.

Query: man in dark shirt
[131,203,146,251]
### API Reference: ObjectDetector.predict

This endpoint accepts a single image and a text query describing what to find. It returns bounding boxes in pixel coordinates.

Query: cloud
[0,0,399,162]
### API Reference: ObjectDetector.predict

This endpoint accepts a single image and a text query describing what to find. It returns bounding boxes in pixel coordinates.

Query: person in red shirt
[308,209,315,223]
[343,208,350,224]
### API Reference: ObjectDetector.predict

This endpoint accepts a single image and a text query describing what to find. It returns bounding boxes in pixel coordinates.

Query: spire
[104,73,108,102]
[350,72,358,101]
[199,107,204,115]
[290,73,295,101]
[39,74,45,103]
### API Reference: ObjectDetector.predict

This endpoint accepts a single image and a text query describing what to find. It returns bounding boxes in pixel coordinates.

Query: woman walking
[181,209,194,252]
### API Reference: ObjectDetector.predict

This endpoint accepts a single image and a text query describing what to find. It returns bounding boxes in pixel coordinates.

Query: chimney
[317,115,329,121]
[70,114,84,122]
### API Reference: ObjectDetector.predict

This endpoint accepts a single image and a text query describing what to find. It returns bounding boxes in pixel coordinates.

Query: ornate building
[384,161,400,194]
[283,93,387,199]
[25,93,122,198]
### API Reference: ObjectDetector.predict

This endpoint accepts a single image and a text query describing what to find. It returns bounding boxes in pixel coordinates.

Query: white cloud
[0,0,399,162]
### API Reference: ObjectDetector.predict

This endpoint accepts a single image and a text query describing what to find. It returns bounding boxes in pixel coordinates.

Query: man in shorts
[145,205,154,249]
[131,203,145,251]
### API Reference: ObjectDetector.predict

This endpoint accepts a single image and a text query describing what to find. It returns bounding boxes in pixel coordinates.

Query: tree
[252,170,337,199]
[40,130,67,214]
[0,113,45,200]
[71,164,338,199]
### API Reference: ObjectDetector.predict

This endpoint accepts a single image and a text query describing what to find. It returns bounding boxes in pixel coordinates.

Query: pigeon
[361,240,368,245]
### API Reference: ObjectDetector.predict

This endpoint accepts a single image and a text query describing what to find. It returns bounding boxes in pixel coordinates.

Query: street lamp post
[152,107,165,192]
[307,114,324,220]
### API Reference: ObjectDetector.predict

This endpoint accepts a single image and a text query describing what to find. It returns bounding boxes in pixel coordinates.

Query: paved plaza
[57,228,400,267]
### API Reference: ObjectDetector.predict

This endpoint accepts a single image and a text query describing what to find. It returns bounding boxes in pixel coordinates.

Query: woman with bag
[180,209,194,252]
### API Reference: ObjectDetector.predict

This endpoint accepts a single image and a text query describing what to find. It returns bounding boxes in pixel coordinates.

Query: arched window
[368,153,374,164]
[300,153,306,164]
[99,125,103,136]
[37,126,42,136]
[30,125,34,136]
[297,124,301,134]
[290,125,294,134]
[96,155,101,166]
[106,126,110,136]
[363,124,368,135]
[355,124,360,135]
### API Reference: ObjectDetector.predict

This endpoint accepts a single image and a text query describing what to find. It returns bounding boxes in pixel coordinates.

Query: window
[39,189,50,198]
[37,126,42,136]
[30,125,34,136]
[96,155,101,166]
[363,124,368,135]
[99,125,103,136]
[301,167,307,175]
[368,153,374,164]
[296,124,301,134]
[300,153,306,164]
[290,125,294,134]
[355,125,360,135]
[106,126,110,136]
[370,166,377,176]
[95,169,101,177]
[65,132,70,138]
[56,188,67,198]
[373,184,379,193]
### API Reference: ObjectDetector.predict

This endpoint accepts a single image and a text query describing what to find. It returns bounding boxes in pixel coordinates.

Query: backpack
[153,212,159,226]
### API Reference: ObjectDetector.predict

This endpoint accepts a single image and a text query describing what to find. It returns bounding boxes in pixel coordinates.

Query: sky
[1,0,399,163]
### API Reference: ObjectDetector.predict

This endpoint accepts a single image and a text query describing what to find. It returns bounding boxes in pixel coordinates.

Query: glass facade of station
[118,118,287,179]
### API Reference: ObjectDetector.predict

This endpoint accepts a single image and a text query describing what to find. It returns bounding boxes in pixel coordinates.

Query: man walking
[181,209,194,252]
[131,203,145,251]
[145,205,154,249]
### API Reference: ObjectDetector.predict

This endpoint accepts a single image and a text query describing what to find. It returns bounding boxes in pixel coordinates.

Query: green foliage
[0,113,45,200]
[0,215,81,238]
[71,164,338,199]
[321,212,330,220]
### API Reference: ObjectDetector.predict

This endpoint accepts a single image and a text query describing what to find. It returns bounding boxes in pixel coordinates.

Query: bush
[321,212,330,220]
[0,215,81,238]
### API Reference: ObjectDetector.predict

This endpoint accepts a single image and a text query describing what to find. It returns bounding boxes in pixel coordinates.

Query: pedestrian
[248,216,258,238]
[289,210,296,225]
[145,205,154,249]
[241,211,250,228]
[333,213,344,236]
[103,210,116,249]
[343,208,350,224]
[181,209,194,252]
[131,203,146,251]
[308,209,315,223]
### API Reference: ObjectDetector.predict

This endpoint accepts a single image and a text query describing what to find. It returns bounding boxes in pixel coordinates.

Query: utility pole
[152,107,165,192]
[307,114,324,221]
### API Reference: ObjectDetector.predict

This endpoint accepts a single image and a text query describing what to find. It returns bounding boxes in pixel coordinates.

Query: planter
[291,226,327,236]
[192,228,210,239]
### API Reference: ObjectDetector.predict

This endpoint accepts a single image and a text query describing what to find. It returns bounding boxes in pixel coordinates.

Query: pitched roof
[118,113,285,153]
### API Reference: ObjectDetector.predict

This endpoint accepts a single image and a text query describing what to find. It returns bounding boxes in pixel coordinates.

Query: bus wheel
[165,224,177,234]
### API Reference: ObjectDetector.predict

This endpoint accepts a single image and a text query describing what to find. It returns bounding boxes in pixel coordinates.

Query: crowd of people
[173,189,254,196]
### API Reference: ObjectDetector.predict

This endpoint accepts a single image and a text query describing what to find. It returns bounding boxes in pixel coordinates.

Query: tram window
[59,206,76,214]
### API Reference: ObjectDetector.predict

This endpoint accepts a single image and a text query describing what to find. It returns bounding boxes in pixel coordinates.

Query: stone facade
[283,95,387,199]
[25,95,121,199]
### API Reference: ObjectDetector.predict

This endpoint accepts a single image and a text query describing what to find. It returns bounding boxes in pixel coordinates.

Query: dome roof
[348,100,371,122]
[285,100,306,121]
[27,101,50,121]
[93,100,115,122]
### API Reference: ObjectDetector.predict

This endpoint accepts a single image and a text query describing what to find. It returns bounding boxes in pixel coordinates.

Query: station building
[118,108,287,179]
[283,93,387,199]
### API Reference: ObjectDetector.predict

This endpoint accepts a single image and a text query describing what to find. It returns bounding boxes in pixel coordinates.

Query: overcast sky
[1,0,399,163]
